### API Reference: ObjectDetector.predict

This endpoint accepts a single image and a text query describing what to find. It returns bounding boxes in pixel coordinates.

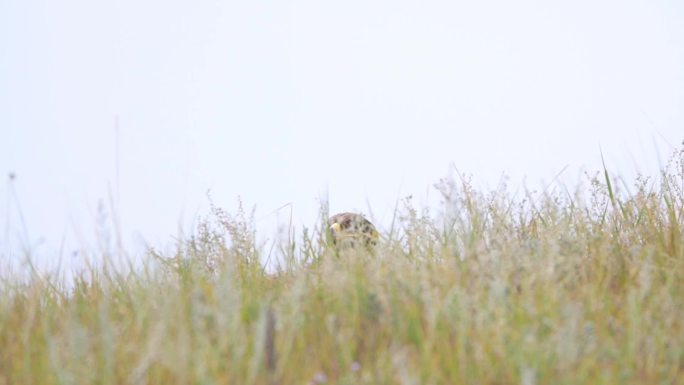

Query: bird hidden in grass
[328,212,379,250]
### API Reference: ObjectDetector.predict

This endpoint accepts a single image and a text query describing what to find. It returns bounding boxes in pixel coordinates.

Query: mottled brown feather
[329,212,378,248]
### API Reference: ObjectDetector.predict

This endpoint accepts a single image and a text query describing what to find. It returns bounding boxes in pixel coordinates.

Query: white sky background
[1,0,683,269]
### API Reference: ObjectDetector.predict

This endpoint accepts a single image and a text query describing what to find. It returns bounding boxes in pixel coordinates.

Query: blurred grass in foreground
[1,148,683,385]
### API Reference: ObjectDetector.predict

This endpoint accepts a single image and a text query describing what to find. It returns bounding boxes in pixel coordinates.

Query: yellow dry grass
[1,148,682,384]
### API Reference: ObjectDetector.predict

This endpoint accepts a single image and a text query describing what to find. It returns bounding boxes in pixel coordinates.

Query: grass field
[1,149,683,385]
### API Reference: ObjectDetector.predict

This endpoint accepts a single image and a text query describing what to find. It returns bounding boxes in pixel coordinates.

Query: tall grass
[1,148,683,384]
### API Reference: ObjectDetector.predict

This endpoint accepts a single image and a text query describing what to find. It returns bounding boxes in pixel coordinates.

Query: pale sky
[1,0,683,270]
